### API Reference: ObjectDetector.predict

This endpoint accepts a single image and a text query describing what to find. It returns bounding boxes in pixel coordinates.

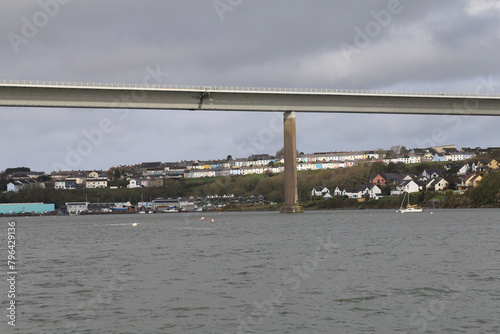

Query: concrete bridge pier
[280,111,304,213]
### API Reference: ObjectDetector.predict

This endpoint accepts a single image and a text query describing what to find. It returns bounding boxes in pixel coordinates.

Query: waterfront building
[0,203,55,215]
[66,202,89,214]
[152,198,179,212]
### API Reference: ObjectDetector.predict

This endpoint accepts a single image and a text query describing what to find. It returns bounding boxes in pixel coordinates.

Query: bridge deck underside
[1,85,500,116]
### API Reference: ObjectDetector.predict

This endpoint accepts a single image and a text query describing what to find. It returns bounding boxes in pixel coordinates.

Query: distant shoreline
[2,206,499,218]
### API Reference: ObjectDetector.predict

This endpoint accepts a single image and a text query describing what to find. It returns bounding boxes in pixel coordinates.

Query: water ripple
[4,209,499,333]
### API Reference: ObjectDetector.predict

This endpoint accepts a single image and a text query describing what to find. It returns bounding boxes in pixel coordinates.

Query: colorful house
[459,174,483,189]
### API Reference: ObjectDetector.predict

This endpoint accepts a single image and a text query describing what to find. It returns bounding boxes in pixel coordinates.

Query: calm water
[1,209,499,333]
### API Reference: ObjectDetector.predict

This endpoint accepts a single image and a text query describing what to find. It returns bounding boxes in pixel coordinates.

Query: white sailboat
[399,192,423,213]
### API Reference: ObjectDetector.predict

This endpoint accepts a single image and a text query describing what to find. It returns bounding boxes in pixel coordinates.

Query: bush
[467,171,500,206]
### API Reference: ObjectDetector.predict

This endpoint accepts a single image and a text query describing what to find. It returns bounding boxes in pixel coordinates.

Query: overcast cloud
[1,0,500,172]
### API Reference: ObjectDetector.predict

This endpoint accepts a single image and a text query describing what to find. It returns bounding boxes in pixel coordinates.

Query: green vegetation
[467,171,500,207]
[2,158,499,209]
[474,149,500,161]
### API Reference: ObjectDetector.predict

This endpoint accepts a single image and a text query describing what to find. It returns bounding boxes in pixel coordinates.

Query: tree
[411,162,433,175]
[381,185,392,196]
[227,155,233,161]
[492,149,500,160]
[467,171,500,206]
[395,162,409,174]
[390,145,402,155]
[387,162,408,174]
[400,146,408,156]
[276,147,285,158]
[5,167,31,175]
[376,148,385,157]
[107,168,116,180]
[370,162,386,174]
[387,162,397,172]
[37,175,52,182]
[276,147,300,158]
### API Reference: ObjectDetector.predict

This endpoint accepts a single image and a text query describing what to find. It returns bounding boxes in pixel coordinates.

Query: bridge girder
[1,83,500,116]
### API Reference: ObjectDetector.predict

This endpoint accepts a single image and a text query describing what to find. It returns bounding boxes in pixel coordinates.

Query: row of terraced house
[4,146,498,192]
[143,146,491,179]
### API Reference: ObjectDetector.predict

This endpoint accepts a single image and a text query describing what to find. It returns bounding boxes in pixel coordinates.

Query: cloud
[466,0,500,16]
[1,0,500,172]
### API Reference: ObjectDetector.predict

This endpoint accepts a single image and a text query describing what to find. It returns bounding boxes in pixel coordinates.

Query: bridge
[2,80,500,213]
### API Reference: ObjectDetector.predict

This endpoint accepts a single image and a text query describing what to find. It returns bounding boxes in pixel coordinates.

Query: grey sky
[1,0,499,172]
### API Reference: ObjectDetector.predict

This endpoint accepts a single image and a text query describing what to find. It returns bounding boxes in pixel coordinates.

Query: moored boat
[399,192,423,213]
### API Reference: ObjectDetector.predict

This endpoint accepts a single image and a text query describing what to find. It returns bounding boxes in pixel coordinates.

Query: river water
[1,209,499,333]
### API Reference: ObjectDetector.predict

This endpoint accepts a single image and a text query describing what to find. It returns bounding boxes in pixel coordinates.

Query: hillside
[1,160,499,209]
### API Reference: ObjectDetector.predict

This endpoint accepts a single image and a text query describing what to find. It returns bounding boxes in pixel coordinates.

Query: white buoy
[132,223,138,227]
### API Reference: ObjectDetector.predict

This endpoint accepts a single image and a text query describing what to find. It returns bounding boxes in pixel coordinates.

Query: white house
[127,179,142,188]
[297,163,314,171]
[404,155,422,164]
[54,181,66,190]
[127,179,154,188]
[7,182,22,193]
[233,159,253,168]
[425,178,449,191]
[229,169,242,176]
[364,185,382,199]
[266,166,284,174]
[7,179,43,192]
[312,186,332,199]
[393,180,420,195]
[461,150,476,160]
[253,158,275,167]
[88,170,107,179]
[351,185,382,199]
[54,180,77,190]
[434,178,449,191]
[143,168,165,176]
[419,169,443,181]
[185,168,225,178]
[458,162,476,175]
[86,179,108,189]
[334,186,354,197]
